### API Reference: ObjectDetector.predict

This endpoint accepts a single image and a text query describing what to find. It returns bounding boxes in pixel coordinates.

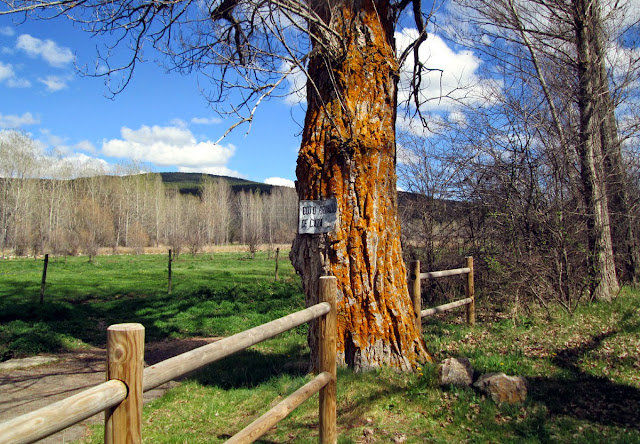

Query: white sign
[298,198,338,234]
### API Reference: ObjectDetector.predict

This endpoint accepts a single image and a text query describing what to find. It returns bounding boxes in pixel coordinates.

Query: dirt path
[0,338,220,443]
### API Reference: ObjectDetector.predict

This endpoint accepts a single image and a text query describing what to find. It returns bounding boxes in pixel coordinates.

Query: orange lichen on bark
[291,1,431,371]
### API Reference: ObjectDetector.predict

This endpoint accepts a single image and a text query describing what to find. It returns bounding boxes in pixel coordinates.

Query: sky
[0,4,485,187]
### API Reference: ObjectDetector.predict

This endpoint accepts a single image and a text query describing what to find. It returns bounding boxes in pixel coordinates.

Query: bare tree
[269,186,298,244]
[184,194,206,256]
[238,189,264,258]
[450,0,640,301]
[0,131,41,255]
[165,189,186,258]
[201,177,232,245]
[0,0,437,370]
[75,197,115,261]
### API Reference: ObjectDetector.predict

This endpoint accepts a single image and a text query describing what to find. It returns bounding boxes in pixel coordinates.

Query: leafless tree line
[0,131,298,260]
[399,0,640,313]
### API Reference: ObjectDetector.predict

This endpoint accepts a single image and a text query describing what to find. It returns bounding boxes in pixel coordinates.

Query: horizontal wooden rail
[419,267,471,280]
[225,372,332,444]
[410,257,476,333]
[0,380,127,444]
[143,302,331,391]
[420,297,473,318]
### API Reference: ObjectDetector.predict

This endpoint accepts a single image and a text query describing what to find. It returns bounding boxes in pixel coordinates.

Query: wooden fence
[409,257,475,334]
[0,277,338,444]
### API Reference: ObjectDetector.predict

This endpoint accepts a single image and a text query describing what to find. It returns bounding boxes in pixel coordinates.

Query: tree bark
[574,0,619,301]
[291,0,431,371]
[591,5,640,285]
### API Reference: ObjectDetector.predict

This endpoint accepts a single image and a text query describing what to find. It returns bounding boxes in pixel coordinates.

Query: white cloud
[0,27,15,37]
[178,165,244,178]
[39,128,66,147]
[45,152,110,178]
[0,61,12,81]
[0,112,39,128]
[191,116,222,125]
[102,124,237,173]
[16,34,73,67]
[396,113,436,138]
[169,118,188,128]
[7,77,31,88]
[264,177,295,188]
[74,140,98,154]
[38,75,70,92]
[0,61,30,87]
[283,61,307,106]
[396,29,484,112]
[396,142,420,165]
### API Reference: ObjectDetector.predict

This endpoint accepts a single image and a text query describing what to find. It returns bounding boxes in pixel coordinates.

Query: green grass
[85,288,639,443]
[0,251,300,360]
[2,253,639,443]
[76,283,640,443]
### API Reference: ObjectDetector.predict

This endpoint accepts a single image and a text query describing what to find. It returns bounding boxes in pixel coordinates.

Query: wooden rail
[419,267,471,280]
[420,297,473,318]
[143,301,331,391]
[0,380,127,444]
[0,276,338,444]
[409,257,475,334]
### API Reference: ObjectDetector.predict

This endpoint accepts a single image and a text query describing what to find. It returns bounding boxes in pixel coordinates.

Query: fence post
[319,276,337,444]
[409,261,422,336]
[168,249,172,295]
[465,257,475,326]
[275,247,280,281]
[105,323,145,444]
[40,253,49,305]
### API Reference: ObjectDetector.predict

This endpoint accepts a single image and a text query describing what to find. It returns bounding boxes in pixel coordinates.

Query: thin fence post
[168,249,172,295]
[319,276,337,444]
[40,254,49,305]
[105,323,145,444]
[465,257,475,326]
[275,247,280,281]
[410,261,421,336]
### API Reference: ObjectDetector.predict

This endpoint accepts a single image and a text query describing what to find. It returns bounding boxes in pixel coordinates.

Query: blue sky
[0,6,486,187]
[0,14,307,186]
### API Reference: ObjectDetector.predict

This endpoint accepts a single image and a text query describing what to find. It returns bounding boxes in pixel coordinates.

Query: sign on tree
[298,198,338,234]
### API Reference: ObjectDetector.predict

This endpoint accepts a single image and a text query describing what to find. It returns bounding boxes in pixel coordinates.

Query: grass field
[0,250,302,360]
[1,252,639,443]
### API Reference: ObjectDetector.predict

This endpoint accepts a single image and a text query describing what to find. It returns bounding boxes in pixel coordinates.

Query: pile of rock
[437,357,528,404]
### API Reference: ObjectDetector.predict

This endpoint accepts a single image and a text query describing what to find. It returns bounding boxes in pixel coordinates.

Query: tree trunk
[591,6,640,285]
[574,0,619,301]
[291,0,431,371]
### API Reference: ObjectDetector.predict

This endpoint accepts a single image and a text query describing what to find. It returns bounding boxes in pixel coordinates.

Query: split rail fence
[409,256,475,334]
[0,277,338,444]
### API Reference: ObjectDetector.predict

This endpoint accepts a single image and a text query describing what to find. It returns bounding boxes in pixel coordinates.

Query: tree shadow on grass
[0,278,305,360]
[186,342,314,443]
[528,327,640,431]
[187,341,311,390]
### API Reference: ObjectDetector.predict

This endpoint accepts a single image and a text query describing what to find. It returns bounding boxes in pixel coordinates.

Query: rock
[438,357,474,387]
[474,372,527,404]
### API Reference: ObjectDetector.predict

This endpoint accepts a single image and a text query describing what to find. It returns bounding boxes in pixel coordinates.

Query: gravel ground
[0,338,219,443]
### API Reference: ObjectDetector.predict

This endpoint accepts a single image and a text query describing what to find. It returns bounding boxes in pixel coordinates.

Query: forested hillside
[0,172,298,259]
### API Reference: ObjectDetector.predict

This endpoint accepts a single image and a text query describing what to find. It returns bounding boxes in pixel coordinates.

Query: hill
[154,172,278,196]
[153,171,465,223]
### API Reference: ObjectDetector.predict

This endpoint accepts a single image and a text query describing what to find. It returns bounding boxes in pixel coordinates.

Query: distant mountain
[151,173,461,217]
[151,172,277,195]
